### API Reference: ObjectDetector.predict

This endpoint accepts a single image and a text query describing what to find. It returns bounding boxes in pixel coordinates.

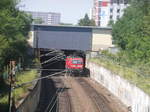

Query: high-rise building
[27,11,61,25]
[92,0,129,27]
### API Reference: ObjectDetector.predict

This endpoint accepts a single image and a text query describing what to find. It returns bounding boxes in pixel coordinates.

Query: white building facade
[92,0,129,27]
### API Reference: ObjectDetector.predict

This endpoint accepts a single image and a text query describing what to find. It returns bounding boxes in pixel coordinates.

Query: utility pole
[36,28,39,58]
[8,61,16,112]
[8,61,12,112]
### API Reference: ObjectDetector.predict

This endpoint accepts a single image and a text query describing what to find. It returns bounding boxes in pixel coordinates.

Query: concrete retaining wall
[16,80,41,112]
[86,62,150,112]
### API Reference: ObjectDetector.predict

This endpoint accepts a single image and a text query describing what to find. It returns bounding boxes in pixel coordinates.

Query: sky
[19,0,93,24]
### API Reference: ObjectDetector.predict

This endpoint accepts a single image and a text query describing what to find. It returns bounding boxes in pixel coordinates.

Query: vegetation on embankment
[111,0,150,70]
[0,1,33,110]
[89,0,150,95]
[15,70,38,102]
[0,69,38,112]
[89,57,150,95]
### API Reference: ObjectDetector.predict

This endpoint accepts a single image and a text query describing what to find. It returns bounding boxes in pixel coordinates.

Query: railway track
[58,87,72,112]
[52,77,73,112]
[36,74,127,112]
[35,78,56,112]
[76,77,113,112]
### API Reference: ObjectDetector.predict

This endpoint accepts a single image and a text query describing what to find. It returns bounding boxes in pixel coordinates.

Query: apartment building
[92,0,129,27]
[27,11,61,25]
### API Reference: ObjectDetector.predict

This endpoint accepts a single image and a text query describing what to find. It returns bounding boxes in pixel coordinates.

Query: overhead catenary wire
[40,49,66,66]
[41,59,64,67]
[47,54,65,62]
[11,49,68,111]
[48,94,58,112]
[48,84,66,112]
[44,87,61,112]
[40,50,63,58]
[45,86,65,112]
[15,49,72,110]
[40,50,58,57]
[38,69,64,71]
[41,55,62,65]
[56,97,59,112]
[14,70,66,89]
[45,70,72,112]
[45,80,67,112]
[41,55,66,67]
[41,54,65,65]
[14,50,67,89]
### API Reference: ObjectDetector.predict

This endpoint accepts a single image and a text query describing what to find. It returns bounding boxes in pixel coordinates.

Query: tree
[0,0,32,71]
[107,20,114,27]
[60,23,73,26]
[90,19,96,26]
[112,0,150,65]
[33,17,44,24]
[78,14,95,26]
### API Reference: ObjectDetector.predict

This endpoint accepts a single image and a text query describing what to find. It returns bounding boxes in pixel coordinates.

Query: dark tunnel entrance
[40,49,86,74]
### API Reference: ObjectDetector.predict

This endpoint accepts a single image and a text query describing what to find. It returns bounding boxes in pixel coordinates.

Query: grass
[0,69,38,112]
[89,58,150,95]
[0,95,8,112]
[15,69,38,102]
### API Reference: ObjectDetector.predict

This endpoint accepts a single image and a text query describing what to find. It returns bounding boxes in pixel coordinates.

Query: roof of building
[31,24,112,30]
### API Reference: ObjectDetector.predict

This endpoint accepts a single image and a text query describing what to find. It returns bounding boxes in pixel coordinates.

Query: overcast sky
[19,0,93,24]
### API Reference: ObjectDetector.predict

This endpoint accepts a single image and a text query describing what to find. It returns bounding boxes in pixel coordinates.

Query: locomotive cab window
[72,60,83,64]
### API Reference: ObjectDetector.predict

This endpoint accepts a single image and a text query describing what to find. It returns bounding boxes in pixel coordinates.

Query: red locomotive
[65,56,84,74]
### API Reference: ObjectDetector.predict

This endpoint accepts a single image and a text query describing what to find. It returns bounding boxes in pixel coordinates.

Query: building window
[117,15,120,20]
[124,0,128,4]
[99,16,101,20]
[110,1,113,5]
[99,1,101,6]
[117,9,120,13]
[110,8,113,13]
[98,21,100,26]
[110,15,113,19]
[117,0,120,5]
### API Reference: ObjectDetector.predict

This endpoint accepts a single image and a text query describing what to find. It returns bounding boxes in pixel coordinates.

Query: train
[65,56,85,74]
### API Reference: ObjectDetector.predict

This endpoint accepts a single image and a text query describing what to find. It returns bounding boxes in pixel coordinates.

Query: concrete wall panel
[87,62,150,112]
[16,81,41,112]
[92,29,112,51]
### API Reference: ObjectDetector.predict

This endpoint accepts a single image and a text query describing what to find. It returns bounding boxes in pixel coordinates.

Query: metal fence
[1,63,22,80]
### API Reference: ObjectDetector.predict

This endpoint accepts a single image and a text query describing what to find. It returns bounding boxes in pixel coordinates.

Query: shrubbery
[111,0,150,77]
